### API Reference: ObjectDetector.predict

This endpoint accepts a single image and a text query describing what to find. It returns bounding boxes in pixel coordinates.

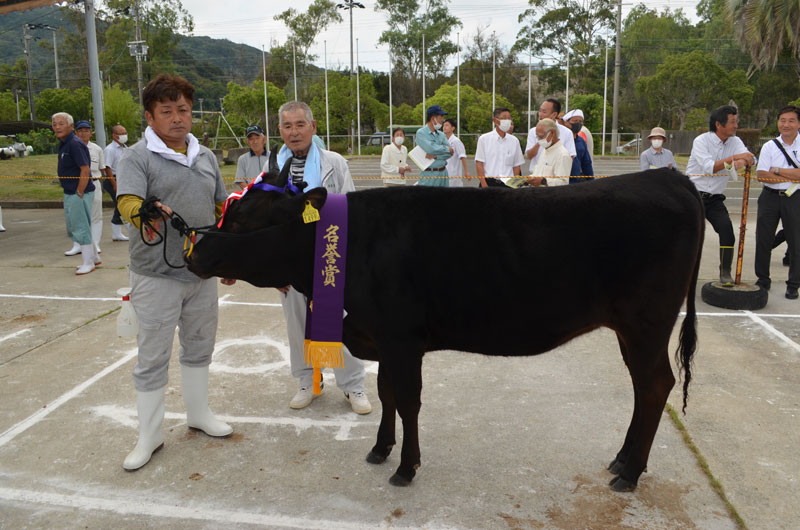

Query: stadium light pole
[262,45,270,146]
[602,45,608,156]
[611,0,622,153]
[456,32,460,137]
[388,46,393,132]
[336,1,365,154]
[356,38,361,155]
[324,40,330,148]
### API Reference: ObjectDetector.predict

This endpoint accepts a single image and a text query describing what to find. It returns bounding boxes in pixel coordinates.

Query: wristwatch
[774,167,781,175]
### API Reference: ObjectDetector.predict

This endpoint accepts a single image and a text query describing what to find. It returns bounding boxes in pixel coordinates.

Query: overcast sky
[183,0,703,73]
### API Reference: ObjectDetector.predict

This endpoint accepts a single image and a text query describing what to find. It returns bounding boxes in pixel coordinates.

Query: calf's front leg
[366,363,396,464]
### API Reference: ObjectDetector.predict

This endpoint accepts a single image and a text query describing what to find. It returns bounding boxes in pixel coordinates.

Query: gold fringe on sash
[303,340,345,394]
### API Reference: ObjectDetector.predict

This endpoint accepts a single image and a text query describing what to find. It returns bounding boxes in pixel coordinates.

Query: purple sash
[304,194,348,394]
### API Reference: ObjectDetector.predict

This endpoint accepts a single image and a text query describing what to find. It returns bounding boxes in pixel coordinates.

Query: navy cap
[75,120,91,130]
[426,105,447,117]
[245,124,265,137]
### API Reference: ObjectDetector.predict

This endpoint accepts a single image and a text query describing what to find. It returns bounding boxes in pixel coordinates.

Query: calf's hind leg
[366,363,396,464]
[610,335,675,492]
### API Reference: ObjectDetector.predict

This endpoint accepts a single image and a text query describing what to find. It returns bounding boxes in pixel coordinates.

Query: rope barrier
[0,173,792,183]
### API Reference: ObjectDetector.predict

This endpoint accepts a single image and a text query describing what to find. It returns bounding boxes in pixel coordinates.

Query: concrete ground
[0,158,797,529]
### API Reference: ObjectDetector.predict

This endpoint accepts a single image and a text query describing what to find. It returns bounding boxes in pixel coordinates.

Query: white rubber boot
[65,241,81,256]
[123,387,166,470]
[91,220,102,254]
[75,245,96,275]
[181,365,232,437]
[0,206,6,231]
[112,223,129,241]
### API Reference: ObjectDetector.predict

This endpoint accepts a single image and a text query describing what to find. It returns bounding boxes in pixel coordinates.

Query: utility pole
[128,0,148,132]
[85,0,106,147]
[23,24,35,122]
[14,89,21,121]
[52,29,59,88]
[336,1,365,154]
[610,0,622,153]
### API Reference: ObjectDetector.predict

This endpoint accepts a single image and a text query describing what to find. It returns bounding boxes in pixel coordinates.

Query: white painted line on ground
[688,311,800,318]
[0,349,137,449]
[0,329,30,344]
[0,487,443,530]
[0,294,117,301]
[0,293,281,307]
[744,310,800,356]
[89,405,374,441]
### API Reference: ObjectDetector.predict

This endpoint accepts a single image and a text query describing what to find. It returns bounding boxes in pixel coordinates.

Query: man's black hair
[777,105,800,121]
[709,105,738,132]
[545,98,561,115]
[492,107,511,119]
[444,118,457,128]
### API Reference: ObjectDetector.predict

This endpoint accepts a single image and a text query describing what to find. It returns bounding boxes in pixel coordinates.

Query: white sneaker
[289,382,323,409]
[344,391,372,415]
[65,242,81,256]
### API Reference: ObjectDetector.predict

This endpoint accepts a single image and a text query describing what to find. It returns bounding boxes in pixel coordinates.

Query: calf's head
[185,148,328,288]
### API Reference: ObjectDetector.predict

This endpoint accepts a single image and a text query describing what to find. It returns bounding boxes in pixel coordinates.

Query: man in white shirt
[475,107,524,188]
[686,105,755,286]
[75,120,112,255]
[530,119,573,187]
[755,105,800,299]
[525,98,576,173]
[443,118,469,186]
[102,124,128,242]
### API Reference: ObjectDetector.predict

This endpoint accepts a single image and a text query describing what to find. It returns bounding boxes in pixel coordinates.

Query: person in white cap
[564,109,594,161]
[640,127,676,171]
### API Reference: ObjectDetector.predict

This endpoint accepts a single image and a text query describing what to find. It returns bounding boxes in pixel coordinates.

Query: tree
[727,0,800,72]
[34,87,92,122]
[307,70,388,135]
[0,90,29,121]
[513,0,615,88]
[103,83,141,138]
[568,93,609,133]
[222,80,287,138]
[635,50,753,129]
[375,0,461,103]
[274,0,342,63]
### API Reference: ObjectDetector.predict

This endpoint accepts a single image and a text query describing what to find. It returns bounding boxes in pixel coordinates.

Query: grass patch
[0,154,63,201]
[665,403,747,529]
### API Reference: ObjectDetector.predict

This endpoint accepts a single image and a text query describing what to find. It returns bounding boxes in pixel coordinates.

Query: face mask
[498,119,512,133]
[434,121,442,130]
[394,136,404,146]
[118,134,128,144]
[538,138,552,149]
[570,122,582,134]
[651,139,663,149]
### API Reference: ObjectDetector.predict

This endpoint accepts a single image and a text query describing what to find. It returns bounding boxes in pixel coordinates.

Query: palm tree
[727,0,800,71]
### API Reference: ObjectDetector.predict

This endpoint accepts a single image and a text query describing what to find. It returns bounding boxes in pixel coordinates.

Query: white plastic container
[117,287,138,337]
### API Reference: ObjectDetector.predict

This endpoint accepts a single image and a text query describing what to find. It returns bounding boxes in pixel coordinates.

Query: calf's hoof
[609,475,638,492]
[366,450,387,465]
[389,472,413,487]
[607,457,625,475]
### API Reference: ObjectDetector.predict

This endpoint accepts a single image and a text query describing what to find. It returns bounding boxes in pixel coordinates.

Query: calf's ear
[304,187,328,210]
[266,147,282,183]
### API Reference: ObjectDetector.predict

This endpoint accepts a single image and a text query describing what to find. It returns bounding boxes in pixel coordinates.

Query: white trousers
[281,286,365,392]
[129,271,219,391]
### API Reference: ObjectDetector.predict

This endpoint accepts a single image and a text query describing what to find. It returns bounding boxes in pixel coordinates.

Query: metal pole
[456,32,460,137]
[14,89,20,121]
[527,39,531,133]
[611,0,622,153]
[85,0,106,147]
[23,25,35,122]
[492,31,496,111]
[422,33,426,124]
[292,42,298,101]
[565,52,570,112]
[133,0,145,132]
[349,3,354,153]
[324,41,330,148]
[602,45,608,156]
[735,166,753,285]
[356,38,361,155]
[52,30,60,89]
[388,47,393,132]
[262,45,270,146]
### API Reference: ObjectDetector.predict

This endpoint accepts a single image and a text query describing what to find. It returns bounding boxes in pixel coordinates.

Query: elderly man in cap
[640,127,676,171]
[74,120,113,255]
[415,105,454,187]
[525,98,576,174]
[235,124,270,190]
[564,109,593,161]
[52,112,100,275]
[564,110,594,184]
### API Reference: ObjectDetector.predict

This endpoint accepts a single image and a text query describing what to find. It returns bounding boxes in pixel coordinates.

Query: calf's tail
[676,199,704,414]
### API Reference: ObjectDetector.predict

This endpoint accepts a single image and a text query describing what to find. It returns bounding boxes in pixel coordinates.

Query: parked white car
[614,138,641,155]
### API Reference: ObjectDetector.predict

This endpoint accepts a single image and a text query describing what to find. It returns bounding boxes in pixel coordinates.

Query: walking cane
[734,165,752,285]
